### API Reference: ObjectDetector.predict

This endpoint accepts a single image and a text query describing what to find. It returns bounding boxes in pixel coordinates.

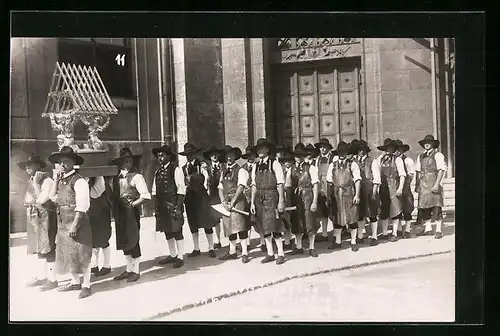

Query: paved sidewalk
[9,217,455,321]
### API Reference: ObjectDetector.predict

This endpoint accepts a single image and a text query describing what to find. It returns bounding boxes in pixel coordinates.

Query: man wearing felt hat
[326,141,362,252]
[314,138,338,243]
[287,143,320,258]
[394,139,415,238]
[152,145,187,269]
[48,146,93,298]
[305,143,319,165]
[351,139,381,246]
[250,138,287,265]
[273,143,294,251]
[375,138,407,242]
[18,154,58,291]
[203,145,226,250]
[217,146,252,263]
[179,143,217,258]
[415,135,447,239]
[109,148,151,282]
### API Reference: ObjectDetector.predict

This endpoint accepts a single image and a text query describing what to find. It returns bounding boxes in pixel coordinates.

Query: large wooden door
[274,62,361,148]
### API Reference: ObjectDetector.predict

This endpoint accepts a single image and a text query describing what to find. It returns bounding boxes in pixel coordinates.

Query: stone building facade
[9,37,455,233]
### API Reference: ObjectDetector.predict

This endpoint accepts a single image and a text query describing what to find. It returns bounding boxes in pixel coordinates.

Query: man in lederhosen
[275,143,294,250]
[152,145,187,269]
[351,139,381,246]
[241,145,265,251]
[250,138,287,265]
[48,147,93,298]
[110,148,151,283]
[87,176,113,277]
[179,143,217,258]
[376,138,407,242]
[415,135,447,239]
[203,146,226,250]
[218,146,252,263]
[326,141,362,252]
[313,138,338,243]
[394,139,415,238]
[19,155,58,291]
[288,143,320,258]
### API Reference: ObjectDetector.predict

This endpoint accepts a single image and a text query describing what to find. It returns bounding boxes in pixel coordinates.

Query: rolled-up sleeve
[238,168,250,187]
[395,157,407,177]
[351,161,361,183]
[152,175,157,196]
[175,167,187,195]
[36,178,53,205]
[74,178,90,213]
[272,160,285,185]
[435,152,447,171]
[326,162,334,183]
[88,176,106,199]
[405,157,416,175]
[201,167,210,191]
[309,165,319,185]
[132,174,151,200]
[415,155,422,172]
[372,158,381,185]
[251,164,257,187]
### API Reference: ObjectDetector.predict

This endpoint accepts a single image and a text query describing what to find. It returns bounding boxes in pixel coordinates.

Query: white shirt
[372,154,407,183]
[119,169,152,200]
[251,156,285,186]
[25,175,54,205]
[217,163,250,190]
[86,176,106,199]
[326,159,362,184]
[152,162,187,196]
[403,156,416,176]
[50,169,90,213]
[295,162,320,185]
[415,149,447,172]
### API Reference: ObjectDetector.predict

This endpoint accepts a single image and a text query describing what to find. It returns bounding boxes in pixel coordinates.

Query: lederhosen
[400,154,415,221]
[221,164,249,237]
[207,162,224,227]
[155,163,184,240]
[255,159,285,235]
[55,172,92,274]
[242,162,258,232]
[25,174,57,261]
[283,165,295,231]
[417,151,444,221]
[111,172,142,258]
[87,177,112,249]
[330,159,359,228]
[316,154,336,220]
[354,155,379,222]
[289,163,320,235]
[379,155,403,220]
[183,160,214,233]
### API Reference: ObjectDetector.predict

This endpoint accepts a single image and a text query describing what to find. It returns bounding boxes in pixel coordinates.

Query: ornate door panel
[274,63,361,147]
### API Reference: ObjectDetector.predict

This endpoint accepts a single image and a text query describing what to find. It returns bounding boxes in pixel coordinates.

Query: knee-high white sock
[70,272,80,285]
[275,236,284,257]
[132,257,140,274]
[38,258,47,279]
[47,262,56,282]
[357,221,365,239]
[82,266,91,288]
[435,220,443,233]
[264,236,274,256]
[206,233,214,250]
[168,239,177,257]
[284,230,291,244]
[246,231,251,245]
[321,218,328,237]
[334,229,342,244]
[424,220,432,232]
[229,240,237,254]
[381,219,389,235]
[91,248,99,269]
[125,255,134,272]
[176,240,185,260]
[102,247,111,268]
[371,221,379,239]
[309,234,316,250]
[241,238,248,256]
[192,232,200,251]
[215,223,222,243]
[350,228,357,245]
[295,233,303,249]
[403,220,412,233]
[260,233,265,246]
[392,219,400,236]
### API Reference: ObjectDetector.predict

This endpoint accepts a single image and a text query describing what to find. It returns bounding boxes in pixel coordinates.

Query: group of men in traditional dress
[19,133,447,299]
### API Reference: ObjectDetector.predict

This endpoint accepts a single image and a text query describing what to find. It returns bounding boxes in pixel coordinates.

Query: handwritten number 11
[115,54,125,66]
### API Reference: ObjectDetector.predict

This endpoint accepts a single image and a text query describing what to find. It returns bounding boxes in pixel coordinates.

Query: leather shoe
[78,287,92,299]
[214,243,222,249]
[328,242,341,250]
[208,250,216,258]
[261,255,275,264]
[188,250,201,258]
[389,235,398,242]
[219,252,237,260]
[173,258,184,268]
[58,283,82,292]
[435,232,444,239]
[127,272,140,282]
[95,267,111,277]
[289,248,304,255]
[403,231,411,239]
[159,255,176,265]
[369,238,379,246]
[113,271,130,281]
[309,249,318,257]
[276,256,286,265]
[90,267,99,274]
[351,243,359,252]
[241,255,250,264]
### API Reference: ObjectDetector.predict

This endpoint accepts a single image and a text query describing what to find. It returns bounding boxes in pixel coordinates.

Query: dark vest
[155,163,178,206]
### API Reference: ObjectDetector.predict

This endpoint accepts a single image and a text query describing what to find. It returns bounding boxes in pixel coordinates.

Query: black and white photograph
[9,31,460,322]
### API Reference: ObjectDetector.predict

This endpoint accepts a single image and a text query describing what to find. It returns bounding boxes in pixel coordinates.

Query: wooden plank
[77,166,119,177]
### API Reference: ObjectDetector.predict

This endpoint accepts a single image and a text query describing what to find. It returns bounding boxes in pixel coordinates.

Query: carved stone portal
[273,38,360,64]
